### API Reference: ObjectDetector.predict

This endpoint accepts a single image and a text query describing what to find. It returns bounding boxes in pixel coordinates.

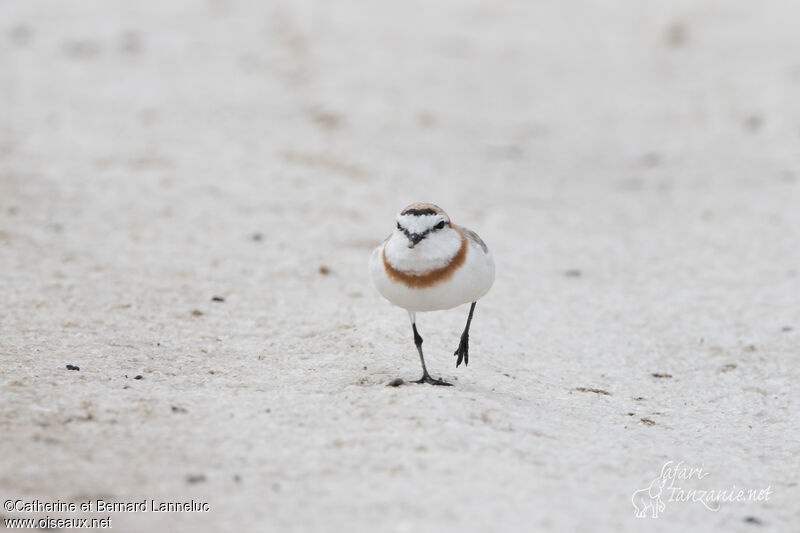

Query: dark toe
[412,375,453,386]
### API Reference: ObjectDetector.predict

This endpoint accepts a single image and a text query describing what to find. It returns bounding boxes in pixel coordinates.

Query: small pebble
[120,30,142,54]
[211,295,225,302]
[640,152,661,167]
[665,20,688,47]
[744,115,763,132]
[9,26,33,46]
[186,474,206,484]
[66,364,80,371]
[319,265,331,275]
[387,378,404,387]
[191,309,204,316]
[134,375,143,380]
[652,373,672,378]
[574,387,611,396]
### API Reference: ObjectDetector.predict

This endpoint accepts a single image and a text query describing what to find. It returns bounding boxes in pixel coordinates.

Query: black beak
[407,233,424,248]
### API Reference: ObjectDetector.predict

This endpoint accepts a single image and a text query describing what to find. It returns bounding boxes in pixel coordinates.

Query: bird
[369,203,495,385]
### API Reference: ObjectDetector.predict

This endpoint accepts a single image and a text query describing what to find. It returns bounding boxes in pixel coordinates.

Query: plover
[369,203,495,385]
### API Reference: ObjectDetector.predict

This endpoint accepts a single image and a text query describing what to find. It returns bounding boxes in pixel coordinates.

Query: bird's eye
[396,222,401,229]
[434,221,446,230]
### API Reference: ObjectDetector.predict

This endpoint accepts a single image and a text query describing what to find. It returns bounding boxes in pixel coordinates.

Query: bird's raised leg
[454,302,476,367]
[408,312,452,386]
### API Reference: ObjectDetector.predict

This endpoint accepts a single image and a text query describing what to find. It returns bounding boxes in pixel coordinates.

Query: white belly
[369,239,495,312]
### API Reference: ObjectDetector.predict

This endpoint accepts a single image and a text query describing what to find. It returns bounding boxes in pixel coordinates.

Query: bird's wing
[458,225,489,254]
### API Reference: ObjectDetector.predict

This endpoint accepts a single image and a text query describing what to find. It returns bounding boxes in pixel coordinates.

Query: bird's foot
[412,373,453,386]
[454,333,469,367]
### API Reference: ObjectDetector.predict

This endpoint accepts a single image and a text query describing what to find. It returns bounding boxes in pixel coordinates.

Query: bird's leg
[408,312,452,386]
[411,322,432,379]
[454,302,476,367]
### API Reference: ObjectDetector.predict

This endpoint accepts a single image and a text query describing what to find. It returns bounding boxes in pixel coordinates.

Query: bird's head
[394,203,452,249]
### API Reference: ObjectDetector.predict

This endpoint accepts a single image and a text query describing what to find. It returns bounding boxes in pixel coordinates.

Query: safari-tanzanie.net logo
[631,461,773,518]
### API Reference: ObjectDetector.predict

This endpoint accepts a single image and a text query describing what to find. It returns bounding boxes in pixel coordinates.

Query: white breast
[369,226,495,312]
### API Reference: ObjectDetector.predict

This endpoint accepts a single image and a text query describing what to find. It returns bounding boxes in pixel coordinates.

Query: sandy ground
[1,1,799,531]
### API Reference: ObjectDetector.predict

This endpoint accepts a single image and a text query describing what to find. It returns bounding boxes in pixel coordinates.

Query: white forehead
[396,213,447,233]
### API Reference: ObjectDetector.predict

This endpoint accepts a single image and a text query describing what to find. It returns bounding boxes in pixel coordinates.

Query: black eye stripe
[396,220,447,236]
[401,208,438,216]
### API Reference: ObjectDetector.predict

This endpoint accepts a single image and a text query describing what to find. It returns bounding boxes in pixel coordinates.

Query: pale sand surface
[1,1,799,531]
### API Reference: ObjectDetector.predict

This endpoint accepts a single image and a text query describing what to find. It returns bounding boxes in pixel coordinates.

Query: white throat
[384,227,463,273]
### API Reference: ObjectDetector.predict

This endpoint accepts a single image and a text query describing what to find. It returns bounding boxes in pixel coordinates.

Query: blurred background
[1,1,798,531]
